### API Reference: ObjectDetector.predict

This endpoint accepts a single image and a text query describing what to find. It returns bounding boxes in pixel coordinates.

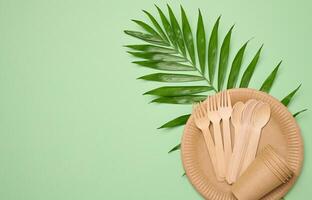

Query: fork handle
[212,122,226,179]
[202,127,223,181]
[222,118,232,172]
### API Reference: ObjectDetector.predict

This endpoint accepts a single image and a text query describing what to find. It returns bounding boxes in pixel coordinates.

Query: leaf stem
[164,40,218,92]
[185,59,217,92]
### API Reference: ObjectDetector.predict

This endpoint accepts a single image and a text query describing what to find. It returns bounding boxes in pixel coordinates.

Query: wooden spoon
[240,102,271,174]
[227,99,259,184]
[231,102,245,140]
[226,101,244,183]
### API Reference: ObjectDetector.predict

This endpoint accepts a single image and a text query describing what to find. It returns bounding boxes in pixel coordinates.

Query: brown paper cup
[264,146,293,180]
[232,145,293,200]
[262,147,293,182]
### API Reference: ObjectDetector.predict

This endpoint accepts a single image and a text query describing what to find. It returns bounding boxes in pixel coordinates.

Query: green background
[0,0,311,199]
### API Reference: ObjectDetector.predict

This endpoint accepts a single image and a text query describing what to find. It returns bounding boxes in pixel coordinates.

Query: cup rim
[260,153,287,183]
[259,146,293,183]
[263,147,293,179]
[261,152,289,183]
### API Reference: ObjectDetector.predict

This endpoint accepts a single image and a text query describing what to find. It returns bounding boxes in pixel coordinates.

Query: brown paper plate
[181,88,303,200]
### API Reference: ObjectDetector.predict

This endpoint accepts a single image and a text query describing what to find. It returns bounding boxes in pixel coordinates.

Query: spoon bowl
[241,99,259,123]
[252,103,271,129]
[231,102,245,129]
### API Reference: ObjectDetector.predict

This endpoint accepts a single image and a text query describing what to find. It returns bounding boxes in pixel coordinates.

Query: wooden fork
[218,91,233,172]
[193,102,222,181]
[207,96,226,179]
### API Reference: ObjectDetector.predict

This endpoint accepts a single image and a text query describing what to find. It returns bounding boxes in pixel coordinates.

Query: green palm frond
[260,61,281,93]
[196,9,207,74]
[158,114,191,129]
[281,84,301,106]
[208,16,220,83]
[240,45,263,88]
[293,109,307,117]
[181,6,196,65]
[168,143,181,153]
[124,5,306,154]
[218,25,234,91]
[227,40,249,89]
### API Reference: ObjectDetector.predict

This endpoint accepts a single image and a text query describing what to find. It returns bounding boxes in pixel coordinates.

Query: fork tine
[219,92,222,107]
[202,102,206,116]
[223,91,226,107]
[199,102,204,117]
[215,95,218,111]
[202,101,207,114]
[194,103,199,118]
[227,90,232,108]
[192,103,197,116]
[194,103,199,111]
[197,102,201,117]
[194,103,199,119]
[207,97,210,111]
[225,91,229,107]
[192,103,196,111]
[219,93,222,109]
[224,91,227,106]
[217,93,220,108]
[224,91,227,107]
[221,91,224,107]
[209,96,212,111]
[202,102,207,116]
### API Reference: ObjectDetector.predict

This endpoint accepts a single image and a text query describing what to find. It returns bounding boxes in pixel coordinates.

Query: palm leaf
[125,5,305,161]
[281,84,301,106]
[260,61,281,93]
[151,95,207,104]
[127,51,186,62]
[158,114,190,129]
[293,109,307,117]
[156,5,177,48]
[125,44,176,54]
[168,143,181,153]
[167,5,186,56]
[227,41,249,89]
[144,86,213,96]
[208,16,220,83]
[124,30,169,46]
[181,6,196,65]
[132,19,162,38]
[143,10,170,43]
[138,73,205,82]
[240,45,263,87]
[132,61,195,71]
[218,25,234,91]
[196,9,206,73]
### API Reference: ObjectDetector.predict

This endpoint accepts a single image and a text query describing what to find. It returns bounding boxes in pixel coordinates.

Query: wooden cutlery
[193,102,222,181]
[192,91,271,184]
[207,95,226,179]
[240,102,271,174]
[231,102,245,139]
[226,101,244,183]
[227,99,259,183]
[218,91,233,173]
